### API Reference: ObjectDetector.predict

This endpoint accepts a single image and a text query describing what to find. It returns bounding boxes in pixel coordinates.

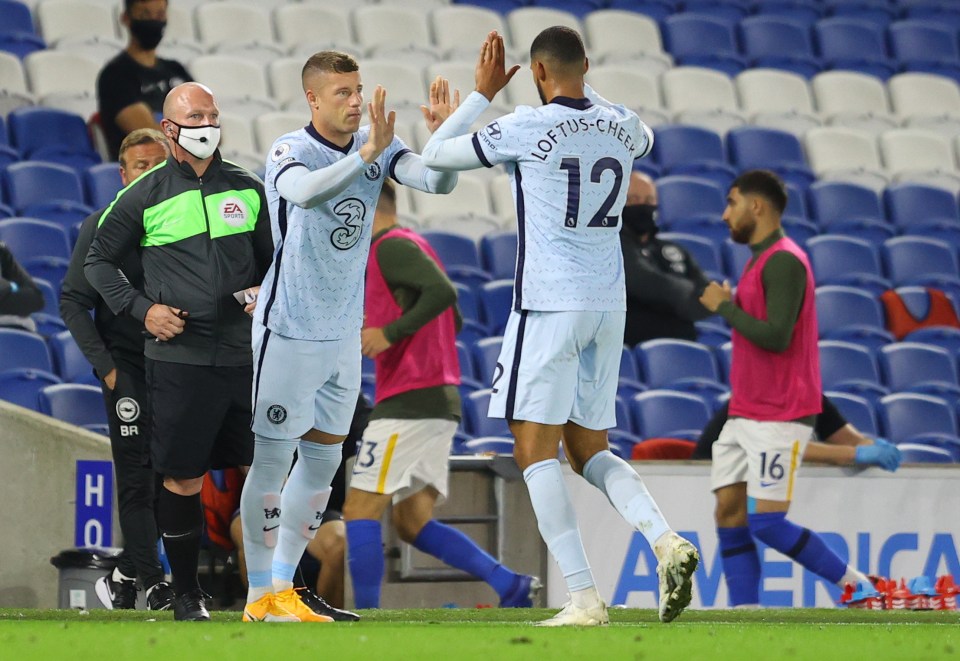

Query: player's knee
[393,515,424,544]
[714,498,747,527]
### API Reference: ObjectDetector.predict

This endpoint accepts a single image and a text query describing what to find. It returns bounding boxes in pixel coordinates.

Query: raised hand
[360,85,396,164]
[475,31,521,102]
[420,75,461,133]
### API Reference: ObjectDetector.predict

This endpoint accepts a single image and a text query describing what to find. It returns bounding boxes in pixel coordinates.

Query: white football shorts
[711,417,813,501]
[488,309,624,430]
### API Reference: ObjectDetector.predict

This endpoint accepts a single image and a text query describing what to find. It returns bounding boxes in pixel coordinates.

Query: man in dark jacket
[61,128,172,612]
[621,172,713,346]
[0,242,44,330]
[86,82,273,621]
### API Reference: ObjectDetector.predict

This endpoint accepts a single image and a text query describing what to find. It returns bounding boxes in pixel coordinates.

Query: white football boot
[536,600,609,627]
[654,531,700,623]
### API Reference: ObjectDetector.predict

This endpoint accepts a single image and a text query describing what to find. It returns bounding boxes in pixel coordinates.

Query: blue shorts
[251,323,361,439]
[488,309,624,429]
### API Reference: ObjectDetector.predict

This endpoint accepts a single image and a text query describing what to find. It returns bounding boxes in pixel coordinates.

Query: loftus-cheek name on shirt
[488,117,636,162]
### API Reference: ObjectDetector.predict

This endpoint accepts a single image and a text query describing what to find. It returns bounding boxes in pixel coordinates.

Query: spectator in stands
[97,0,191,160]
[85,82,273,622]
[621,172,712,346]
[60,128,172,611]
[699,170,873,609]
[343,181,538,610]
[0,242,44,331]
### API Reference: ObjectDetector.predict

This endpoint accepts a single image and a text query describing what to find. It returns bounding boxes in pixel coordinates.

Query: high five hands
[420,76,461,133]
[475,31,521,102]
[360,85,396,164]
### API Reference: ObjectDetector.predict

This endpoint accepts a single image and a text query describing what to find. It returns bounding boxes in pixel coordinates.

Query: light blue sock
[346,519,384,609]
[239,435,298,603]
[582,450,671,545]
[271,441,341,592]
[523,458,594,591]
[412,520,518,598]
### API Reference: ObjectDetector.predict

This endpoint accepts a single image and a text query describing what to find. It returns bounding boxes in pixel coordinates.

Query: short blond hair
[119,128,169,168]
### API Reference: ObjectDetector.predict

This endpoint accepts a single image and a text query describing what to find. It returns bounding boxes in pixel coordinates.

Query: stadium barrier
[553,462,960,609]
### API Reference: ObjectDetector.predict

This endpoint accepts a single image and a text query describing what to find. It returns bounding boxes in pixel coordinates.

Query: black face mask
[621,204,659,236]
[130,19,166,50]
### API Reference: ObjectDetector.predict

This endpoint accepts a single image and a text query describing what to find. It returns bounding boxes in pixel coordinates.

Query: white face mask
[171,121,220,160]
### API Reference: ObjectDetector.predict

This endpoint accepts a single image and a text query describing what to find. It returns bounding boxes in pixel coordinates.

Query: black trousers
[102,366,165,588]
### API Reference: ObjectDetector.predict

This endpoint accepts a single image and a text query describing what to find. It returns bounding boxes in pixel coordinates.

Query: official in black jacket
[85,83,273,621]
[621,171,713,346]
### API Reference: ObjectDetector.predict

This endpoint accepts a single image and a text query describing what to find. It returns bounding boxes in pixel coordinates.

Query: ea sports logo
[220,198,248,227]
[116,397,140,423]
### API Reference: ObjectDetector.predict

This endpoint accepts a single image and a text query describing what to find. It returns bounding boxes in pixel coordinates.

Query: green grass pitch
[2,608,959,660]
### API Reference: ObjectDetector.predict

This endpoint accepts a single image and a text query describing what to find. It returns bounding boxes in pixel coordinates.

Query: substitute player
[343,180,539,609]
[239,51,458,622]
[699,170,871,607]
[421,28,698,626]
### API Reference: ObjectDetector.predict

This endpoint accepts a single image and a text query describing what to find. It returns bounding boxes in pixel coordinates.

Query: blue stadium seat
[529,0,602,17]
[904,326,960,355]
[819,339,881,389]
[824,390,878,436]
[635,338,719,387]
[753,0,824,26]
[7,108,100,169]
[903,2,960,29]
[878,342,957,391]
[457,319,489,347]
[618,377,646,399]
[896,443,957,463]
[716,341,732,383]
[668,378,729,412]
[813,17,891,70]
[902,221,960,252]
[0,0,35,35]
[651,125,726,170]
[458,376,482,404]
[888,20,959,65]
[630,390,712,439]
[815,285,886,336]
[726,127,815,188]
[420,230,481,269]
[695,321,731,348]
[878,392,957,442]
[607,0,676,22]
[462,389,510,437]
[784,182,809,220]
[883,237,958,285]
[38,383,107,427]
[900,432,960,461]
[478,231,517,281]
[454,282,481,327]
[662,15,746,74]
[455,340,476,382]
[615,394,632,433]
[447,266,492,295]
[828,380,890,409]
[821,219,895,248]
[471,336,502,386]
[84,163,124,209]
[461,436,514,455]
[825,0,896,26]
[21,201,93,229]
[478,280,512,335]
[31,312,68,338]
[739,16,821,74]
[3,161,86,214]
[33,278,58,316]
[781,217,818,245]
[657,232,724,275]
[620,345,640,381]
[884,183,960,229]
[655,176,726,228]
[21,256,69,292]
[359,373,375,404]
[0,32,45,59]
[823,326,895,353]
[608,430,643,460]
[0,368,62,411]
[806,181,884,227]
[456,0,526,14]
[48,330,96,384]
[806,235,881,283]
[0,327,53,373]
[681,0,750,24]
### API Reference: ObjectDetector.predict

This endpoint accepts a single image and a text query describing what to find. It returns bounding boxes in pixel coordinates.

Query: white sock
[839,565,870,587]
[570,586,603,609]
[271,441,341,593]
[523,458,595,592]
[239,434,298,604]
[582,450,672,546]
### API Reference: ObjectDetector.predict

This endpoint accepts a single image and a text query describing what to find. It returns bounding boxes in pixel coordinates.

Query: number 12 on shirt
[559,156,625,229]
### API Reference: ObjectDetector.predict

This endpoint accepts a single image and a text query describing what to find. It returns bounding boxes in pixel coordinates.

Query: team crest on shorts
[267,405,287,424]
[116,397,140,423]
[365,162,381,180]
